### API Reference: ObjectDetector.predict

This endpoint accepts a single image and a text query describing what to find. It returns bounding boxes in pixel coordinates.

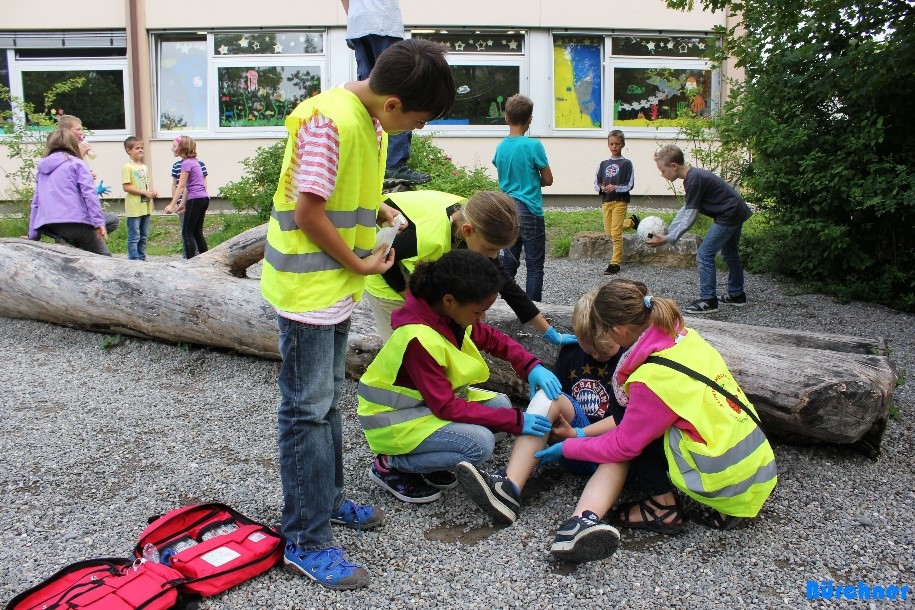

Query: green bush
[219,138,286,221]
[668,0,915,312]
[219,134,500,222]
[408,135,499,196]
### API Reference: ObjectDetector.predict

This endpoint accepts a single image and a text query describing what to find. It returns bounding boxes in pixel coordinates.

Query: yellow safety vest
[625,329,777,517]
[357,323,496,455]
[364,190,465,302]
[260,87,386,312]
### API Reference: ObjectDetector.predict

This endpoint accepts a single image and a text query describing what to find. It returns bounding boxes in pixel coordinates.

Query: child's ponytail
[592,279,684,339]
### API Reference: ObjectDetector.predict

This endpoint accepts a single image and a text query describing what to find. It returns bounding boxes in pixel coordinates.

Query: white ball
[637,215,666,242]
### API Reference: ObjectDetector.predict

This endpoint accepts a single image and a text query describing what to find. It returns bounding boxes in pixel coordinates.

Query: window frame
[549,31,718,137]
[153,30,327,139]
[413,30,528,137]
[1,49,130,138]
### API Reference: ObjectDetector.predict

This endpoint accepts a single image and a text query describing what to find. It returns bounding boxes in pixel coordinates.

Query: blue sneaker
[330,499,386,530]
[283,542,370,590]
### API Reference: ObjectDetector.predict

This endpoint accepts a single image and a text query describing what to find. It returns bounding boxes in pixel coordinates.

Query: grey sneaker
[455,461,521,524]
[719,292,748,307]
[550,510,621,563]
[683,297,719,314]
[384,165,432,185]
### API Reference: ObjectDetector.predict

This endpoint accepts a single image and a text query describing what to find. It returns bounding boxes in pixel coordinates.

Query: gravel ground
[1,253,913,609]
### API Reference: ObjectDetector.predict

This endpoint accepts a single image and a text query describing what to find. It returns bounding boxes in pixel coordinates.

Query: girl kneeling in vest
[533,279,777,563]
[357,250,562,504]
[456,288,683,534]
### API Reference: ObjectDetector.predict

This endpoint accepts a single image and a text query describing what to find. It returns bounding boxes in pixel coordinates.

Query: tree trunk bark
[0,230,896,455]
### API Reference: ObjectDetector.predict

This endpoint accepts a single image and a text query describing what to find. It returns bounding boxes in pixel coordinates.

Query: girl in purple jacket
[28,130,110,255]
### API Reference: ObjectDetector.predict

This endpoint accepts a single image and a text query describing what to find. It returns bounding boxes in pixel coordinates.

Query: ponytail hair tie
[643,295,653,309]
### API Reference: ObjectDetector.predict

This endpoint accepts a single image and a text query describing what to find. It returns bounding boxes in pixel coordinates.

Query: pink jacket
[28,152,105,240]
[561,325,704,463]
[390,292,541,435]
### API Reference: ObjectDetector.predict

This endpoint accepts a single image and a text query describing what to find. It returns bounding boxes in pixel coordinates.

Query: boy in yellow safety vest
[259,38,455,590]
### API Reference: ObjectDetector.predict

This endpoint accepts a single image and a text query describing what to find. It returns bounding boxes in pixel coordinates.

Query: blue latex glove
[94,180,111,196]
[535,441,565,464]
[521,413,551,437]
[542,326,579,346]
[527,364,562,400]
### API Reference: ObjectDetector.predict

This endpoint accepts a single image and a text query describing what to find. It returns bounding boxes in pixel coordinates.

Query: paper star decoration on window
[239,36,249,47]
[454,41,465,51]
[218,45,229,54]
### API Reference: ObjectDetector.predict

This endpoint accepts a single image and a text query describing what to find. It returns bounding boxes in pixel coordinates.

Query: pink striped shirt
[277,107,384,326]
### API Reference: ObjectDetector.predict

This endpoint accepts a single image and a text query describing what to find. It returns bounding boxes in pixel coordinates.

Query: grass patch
[544,208,717,258]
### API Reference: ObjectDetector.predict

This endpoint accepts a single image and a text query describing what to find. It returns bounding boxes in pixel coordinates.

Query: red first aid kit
[6,503,283,610]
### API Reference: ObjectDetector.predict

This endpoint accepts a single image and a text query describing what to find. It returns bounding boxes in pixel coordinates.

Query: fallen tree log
[0,229,896,455]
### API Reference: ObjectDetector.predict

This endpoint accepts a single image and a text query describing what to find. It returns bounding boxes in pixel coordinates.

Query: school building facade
[1,0,739,203]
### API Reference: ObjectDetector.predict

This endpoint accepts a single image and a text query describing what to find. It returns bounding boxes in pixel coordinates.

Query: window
[553,36,603,129]
[552,33,717,133]
[155,31,325,135]
[412,30,525,130]
[610,36,714,129]
[0,32,129,135]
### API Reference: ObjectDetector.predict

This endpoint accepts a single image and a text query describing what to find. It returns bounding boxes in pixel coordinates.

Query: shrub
[219,138,286,221]
[407,135,499,197]
[219,134,500,221]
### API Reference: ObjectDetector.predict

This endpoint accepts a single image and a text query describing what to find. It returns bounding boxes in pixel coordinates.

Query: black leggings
[182,197,209,258]
[608,401,675,496]
[40,222,111,256]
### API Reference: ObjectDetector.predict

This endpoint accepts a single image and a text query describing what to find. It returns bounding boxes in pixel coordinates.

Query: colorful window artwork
[218,65,320,127]
[214,32,323,55]
[411,31,524,54]
[553,36,603,129]
[156,31,325,133]
[611,36,711,58]
[429,64,520,126]
[551,32,716,131]
[612,67,713,127]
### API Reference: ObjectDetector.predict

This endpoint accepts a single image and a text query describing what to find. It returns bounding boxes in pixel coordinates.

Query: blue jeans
[126,214,150,261]
[697,222,745,299]
[500,199,546,302]
[276,315,350,551]
[390,394,513,473]
[348,34,411,170]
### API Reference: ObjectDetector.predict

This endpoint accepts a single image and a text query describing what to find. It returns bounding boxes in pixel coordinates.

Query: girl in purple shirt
[166,135,209,257]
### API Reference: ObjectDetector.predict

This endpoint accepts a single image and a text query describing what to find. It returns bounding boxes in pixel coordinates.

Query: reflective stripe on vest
[667,427,777,498]
[270,207,379,232]
[357,323,493,455]
[260,87,384,312]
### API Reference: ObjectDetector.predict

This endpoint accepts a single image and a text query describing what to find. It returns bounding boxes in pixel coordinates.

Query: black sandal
[609,495,685,535]
[696,510,745,531]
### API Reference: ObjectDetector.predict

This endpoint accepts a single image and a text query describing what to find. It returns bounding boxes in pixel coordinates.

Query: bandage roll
[526,389,552,417]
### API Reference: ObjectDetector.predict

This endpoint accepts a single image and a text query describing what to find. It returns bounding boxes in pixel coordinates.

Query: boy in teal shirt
[493,94,553,302]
